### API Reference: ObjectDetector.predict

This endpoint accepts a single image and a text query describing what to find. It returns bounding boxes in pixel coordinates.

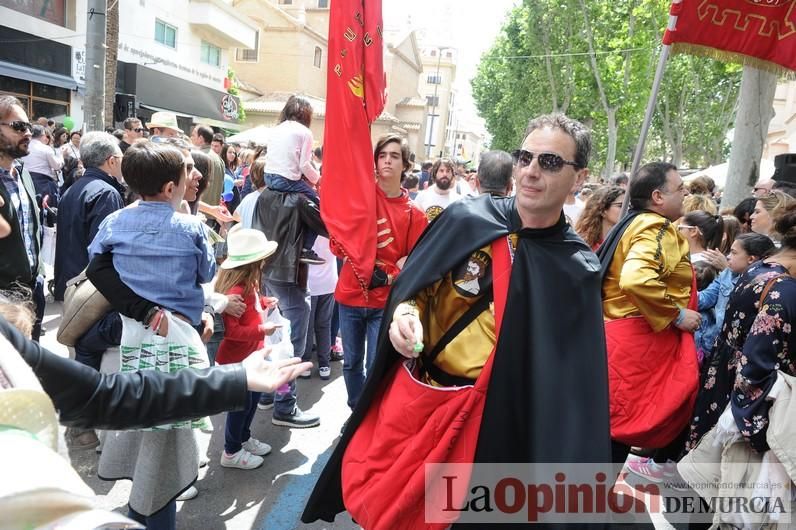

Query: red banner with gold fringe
[663,0,796,72]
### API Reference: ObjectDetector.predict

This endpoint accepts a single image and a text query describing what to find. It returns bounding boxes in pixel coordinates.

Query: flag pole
[621,0,681,217]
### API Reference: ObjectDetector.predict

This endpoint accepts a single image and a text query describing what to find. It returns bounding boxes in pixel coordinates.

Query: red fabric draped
[321,0,386,296]
[663,0,796,71]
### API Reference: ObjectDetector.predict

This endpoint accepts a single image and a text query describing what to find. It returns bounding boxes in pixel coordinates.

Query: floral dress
[732,274,796,453]
[685,261,788,453]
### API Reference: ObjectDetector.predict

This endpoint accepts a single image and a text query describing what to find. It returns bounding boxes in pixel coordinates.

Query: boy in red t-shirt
[334,135,428,409]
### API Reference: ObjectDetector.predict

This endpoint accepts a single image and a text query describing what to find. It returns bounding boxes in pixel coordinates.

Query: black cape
[301,195,611,524]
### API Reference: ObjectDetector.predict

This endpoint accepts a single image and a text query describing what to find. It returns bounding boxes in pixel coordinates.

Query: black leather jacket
[0,316,248,430]
[252,188,328,286]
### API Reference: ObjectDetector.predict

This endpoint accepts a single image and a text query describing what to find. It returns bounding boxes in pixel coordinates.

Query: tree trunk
[104,0,119,128]
[723,66,777,209]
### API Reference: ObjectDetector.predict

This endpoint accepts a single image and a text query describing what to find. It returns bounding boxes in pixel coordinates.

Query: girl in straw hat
[215,227,280,469]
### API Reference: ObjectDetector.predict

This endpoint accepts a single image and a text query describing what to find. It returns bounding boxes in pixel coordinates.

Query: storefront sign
[221,94,238,121]
[0,0,66,27]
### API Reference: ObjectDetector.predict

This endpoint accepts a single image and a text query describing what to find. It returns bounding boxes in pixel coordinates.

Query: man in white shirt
[21,124,63,206]
[414,158,461,222]
[563,187,586,224]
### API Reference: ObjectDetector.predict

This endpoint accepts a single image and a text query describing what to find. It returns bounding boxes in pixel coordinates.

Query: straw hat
[220,228,278,269]
[146,111,183,134]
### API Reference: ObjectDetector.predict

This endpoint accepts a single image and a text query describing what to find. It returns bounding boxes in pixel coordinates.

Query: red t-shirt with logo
[333,186,427,309]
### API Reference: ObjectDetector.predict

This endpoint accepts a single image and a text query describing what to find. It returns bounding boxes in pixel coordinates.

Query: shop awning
[0,60,78,90]
[139,104,244,132]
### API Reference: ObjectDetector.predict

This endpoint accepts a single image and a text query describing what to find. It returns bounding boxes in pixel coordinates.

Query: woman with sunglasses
[574,185,625,250]
[678,210,724,263]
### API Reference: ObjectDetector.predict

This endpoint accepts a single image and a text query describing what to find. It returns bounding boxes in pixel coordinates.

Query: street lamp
[426,46,453,158]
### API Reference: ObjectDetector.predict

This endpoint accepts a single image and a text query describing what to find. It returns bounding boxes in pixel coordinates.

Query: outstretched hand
[241,348,313,393]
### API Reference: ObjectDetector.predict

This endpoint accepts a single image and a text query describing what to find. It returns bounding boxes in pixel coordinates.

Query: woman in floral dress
[686,244,782,452]
[732,206,796,452]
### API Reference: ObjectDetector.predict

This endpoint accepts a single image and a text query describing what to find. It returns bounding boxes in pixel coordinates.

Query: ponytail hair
[734,232,776,260]
[683,210,724,250]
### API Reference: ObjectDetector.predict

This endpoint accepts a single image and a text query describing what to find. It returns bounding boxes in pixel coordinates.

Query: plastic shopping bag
[119,313,210,430]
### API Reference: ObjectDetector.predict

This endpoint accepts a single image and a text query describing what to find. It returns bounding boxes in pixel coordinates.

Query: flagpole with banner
[622,0,796,216]
[321,0,386,297]
[621,0,681,217]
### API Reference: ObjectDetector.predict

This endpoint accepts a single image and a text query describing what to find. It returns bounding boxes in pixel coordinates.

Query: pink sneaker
[330,337,344,361]
[625,457,667,483]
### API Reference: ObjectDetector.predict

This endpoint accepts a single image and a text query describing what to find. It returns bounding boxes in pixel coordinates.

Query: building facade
[419,46,457,161]
[764,79,796,161]
[114,0,258,132]
[0,0,87,127]
[232,0,429,158]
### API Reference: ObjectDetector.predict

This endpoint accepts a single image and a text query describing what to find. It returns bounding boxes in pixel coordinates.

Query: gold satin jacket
[602,213,692,332]
[395,234,518,383]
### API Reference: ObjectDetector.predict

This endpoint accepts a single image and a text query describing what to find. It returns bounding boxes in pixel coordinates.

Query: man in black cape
[302,113,611,526]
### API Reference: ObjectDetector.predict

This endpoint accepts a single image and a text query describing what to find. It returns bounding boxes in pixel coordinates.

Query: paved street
[41,300,359,530]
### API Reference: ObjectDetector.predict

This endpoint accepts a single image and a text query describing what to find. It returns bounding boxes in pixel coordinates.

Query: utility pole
[425,47,453,159]
[85,0,107,132]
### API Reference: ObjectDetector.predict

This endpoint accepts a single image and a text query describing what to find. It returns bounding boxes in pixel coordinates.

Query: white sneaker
[242,437,272,457]
[319,366,331,380]
[220,448,264,470]
[299,369,312,379]
[176,486,198,501]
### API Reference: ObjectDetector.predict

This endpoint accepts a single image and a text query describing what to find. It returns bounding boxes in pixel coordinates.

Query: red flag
[321,0,386,296]
[663,0,796,72]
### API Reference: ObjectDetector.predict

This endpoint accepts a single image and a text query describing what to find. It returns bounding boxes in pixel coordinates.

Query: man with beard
[413,157,462,221]
[303,114,611,528]
[0,95,45,341]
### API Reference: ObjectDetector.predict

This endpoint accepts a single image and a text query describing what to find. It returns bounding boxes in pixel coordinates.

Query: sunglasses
[133,127,146,133]
[0,121,33,133]
[511,149,579,172]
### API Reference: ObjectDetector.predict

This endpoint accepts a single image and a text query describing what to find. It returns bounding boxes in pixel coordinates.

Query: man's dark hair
[612,173,629,186]
[524,113,591,169]
[123,117,142,130]
[69,131,81,141]
[194,125,213,145]
[421,161,433,171]
[111,129,125,141]
[122,142,185,197]
[47,119,54,127]
[212,132,224,144]
[373,134,410,171]
[628,162,678,210]
[431,158,455,180]
[279,95,313,128]
[477,150,513,195]
[403,173,419,189]
[314,146,322,160]
[104,126,115,134]
[31,125,46,139]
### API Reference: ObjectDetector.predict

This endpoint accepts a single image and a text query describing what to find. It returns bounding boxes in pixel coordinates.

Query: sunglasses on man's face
[0,121,33,133]
[133,128,145,133]
[511,149,579,173]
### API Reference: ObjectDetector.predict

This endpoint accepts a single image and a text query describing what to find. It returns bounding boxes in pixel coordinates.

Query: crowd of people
[4,90,796,529]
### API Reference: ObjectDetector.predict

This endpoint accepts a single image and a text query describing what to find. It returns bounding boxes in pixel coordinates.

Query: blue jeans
[74,311,122,370]
[261,279,310,415]
[338,304,383,409]
[224,391,261,454]
[305,293,334,368]
[265,173,319,250]
[205,313,225,367]
[128,499,176,530]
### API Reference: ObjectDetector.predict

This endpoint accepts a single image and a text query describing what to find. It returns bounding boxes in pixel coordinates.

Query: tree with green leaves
[472,0,742,176]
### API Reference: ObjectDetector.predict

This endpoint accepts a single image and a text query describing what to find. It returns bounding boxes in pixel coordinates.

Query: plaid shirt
[0,164,36,269]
